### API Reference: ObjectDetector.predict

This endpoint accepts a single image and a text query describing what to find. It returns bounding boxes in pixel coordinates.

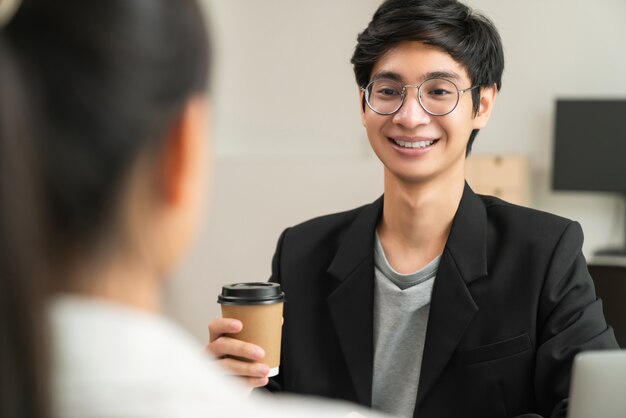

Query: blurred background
[164,0,626,342]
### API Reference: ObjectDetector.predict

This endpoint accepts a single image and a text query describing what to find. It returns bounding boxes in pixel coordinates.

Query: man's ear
[359,86,367,127]
[472,84,497,130]
[159,97,206,206]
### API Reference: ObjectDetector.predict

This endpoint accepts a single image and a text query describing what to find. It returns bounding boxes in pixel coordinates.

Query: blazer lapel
[326,196,384,406]
[415,183,488,411]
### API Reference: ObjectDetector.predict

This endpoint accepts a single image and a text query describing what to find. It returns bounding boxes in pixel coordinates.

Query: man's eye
[376,88,401,96]
[428,89,451,96]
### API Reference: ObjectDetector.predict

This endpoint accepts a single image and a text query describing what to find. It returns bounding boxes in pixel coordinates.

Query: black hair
[0,34,49,418]
[4,0,211,266]
[351,0,504,154]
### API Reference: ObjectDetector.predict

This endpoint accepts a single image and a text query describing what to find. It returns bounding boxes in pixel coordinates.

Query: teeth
[393,139,434,149]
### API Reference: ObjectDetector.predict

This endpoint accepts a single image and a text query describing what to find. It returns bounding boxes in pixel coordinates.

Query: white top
[49,295,386,418]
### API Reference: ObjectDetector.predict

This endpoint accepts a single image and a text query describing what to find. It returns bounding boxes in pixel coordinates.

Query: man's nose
[392,87,431,127]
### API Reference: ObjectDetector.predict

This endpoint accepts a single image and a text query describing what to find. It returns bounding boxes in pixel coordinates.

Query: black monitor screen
[552,99,626,194]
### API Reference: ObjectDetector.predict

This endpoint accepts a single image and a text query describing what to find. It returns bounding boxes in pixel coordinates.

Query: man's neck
[378,170,465,274]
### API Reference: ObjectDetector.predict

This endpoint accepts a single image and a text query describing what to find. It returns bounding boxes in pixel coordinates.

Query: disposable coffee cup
[218,282,285,377]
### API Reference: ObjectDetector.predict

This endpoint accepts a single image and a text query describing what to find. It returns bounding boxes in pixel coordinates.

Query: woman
[0,0,385,417]
[2,0,239,416]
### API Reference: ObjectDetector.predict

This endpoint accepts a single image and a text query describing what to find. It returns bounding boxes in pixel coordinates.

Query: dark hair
[351,0,504,154]
[4,0,211,268]
[0,35,49,418]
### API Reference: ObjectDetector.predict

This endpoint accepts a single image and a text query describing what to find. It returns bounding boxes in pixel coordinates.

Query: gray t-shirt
[372,233,440,418]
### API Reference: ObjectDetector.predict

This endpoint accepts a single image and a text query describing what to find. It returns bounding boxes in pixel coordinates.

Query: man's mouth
[389,137,436,149]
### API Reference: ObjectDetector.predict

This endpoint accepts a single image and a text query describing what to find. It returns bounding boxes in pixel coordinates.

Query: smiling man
[208,1,619,417]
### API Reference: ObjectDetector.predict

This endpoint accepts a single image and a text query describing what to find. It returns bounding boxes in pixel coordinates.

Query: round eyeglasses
[361,78,479,116]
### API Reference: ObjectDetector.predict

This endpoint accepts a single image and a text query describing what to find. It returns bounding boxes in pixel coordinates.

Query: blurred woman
[0,0,386,417]
[2,0,239,416]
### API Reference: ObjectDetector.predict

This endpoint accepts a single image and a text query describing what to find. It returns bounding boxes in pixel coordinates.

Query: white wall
[471,0,626,256]
[206,0,380,158]
[165,0,626,341]
[163,158,384,342]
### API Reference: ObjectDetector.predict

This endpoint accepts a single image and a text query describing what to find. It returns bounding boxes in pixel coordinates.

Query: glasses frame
[361,77,479,117]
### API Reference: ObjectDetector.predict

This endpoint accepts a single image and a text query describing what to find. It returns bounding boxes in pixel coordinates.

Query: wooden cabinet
[465,154,530,206]
[587,264,626,348]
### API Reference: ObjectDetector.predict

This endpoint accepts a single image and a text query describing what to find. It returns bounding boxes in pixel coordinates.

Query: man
[208,1,619,417]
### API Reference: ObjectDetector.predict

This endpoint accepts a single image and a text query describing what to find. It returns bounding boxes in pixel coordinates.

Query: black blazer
[267,184,618,418]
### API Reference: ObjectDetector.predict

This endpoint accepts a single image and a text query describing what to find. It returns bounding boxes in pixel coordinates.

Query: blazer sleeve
[534,221,618,418]
[264,228,290,393]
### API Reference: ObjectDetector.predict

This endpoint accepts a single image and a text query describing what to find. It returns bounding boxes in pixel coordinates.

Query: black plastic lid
[218,282,285,305]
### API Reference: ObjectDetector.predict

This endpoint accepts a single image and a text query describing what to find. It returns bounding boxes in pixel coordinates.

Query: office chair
[587,264,626,348]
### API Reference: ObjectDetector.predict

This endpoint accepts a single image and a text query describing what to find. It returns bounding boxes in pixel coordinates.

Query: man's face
[360,41,493,186]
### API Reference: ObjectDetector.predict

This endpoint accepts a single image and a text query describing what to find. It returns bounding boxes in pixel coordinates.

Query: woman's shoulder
[49,295,248,417]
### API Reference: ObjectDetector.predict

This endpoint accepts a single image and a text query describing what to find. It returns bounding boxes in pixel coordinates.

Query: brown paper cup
[218,283,285,377]
[221,302,283,375]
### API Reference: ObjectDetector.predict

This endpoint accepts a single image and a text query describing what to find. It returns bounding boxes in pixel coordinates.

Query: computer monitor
[552,99,626,255]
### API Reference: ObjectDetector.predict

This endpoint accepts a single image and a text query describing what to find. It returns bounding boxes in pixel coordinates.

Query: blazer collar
[326,195,383,406]
[446,182,489,282]
[327,195,384,281]
[327,183,488,283]
[415,183,488,411]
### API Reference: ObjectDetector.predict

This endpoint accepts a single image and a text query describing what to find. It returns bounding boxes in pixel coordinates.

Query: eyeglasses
[361,77,479,116]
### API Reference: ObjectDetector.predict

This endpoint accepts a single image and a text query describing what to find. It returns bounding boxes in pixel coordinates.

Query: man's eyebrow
[424,70,460,80]
[371,71,403,83]
[370,70,461,83]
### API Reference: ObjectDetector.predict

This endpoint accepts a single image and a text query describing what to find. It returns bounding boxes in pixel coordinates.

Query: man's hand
[207,317,270,387]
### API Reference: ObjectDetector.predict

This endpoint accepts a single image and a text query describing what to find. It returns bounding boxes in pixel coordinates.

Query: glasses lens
[419,78,459,116]
[366,79,403,114]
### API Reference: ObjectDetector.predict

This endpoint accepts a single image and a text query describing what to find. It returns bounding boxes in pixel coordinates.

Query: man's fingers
[242,376,269,388]
[209,336,265,361]
[208,318,242,342]
[219,357,270,378]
